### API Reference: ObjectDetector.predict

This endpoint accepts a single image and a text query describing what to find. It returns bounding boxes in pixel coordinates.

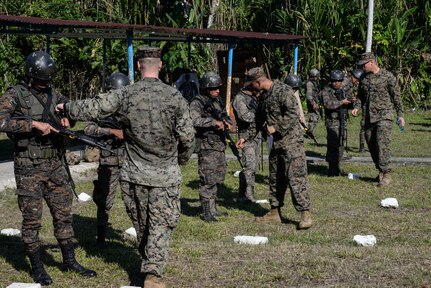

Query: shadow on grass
[0,234,29,273]
[72,214,143,286]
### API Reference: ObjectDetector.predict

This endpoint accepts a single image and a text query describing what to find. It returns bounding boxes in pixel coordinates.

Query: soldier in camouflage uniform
[0,51,96,286]
[57,47,195,288]
[341,69,365,152]
[83,72,129,245]
[352,52,405,187]
[233,86,263,203]
[305,68,321,135]
[190,72,231,222]
[322,70,353,176]
[245,67,312,230]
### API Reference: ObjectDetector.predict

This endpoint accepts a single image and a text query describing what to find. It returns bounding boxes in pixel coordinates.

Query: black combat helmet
[330,70,344,81]
[24,51,57,81]
[351,69,364,80]
[106,72,130,90]
[200,72,222,89]
[284,74,302,89]
[309,68,319,77]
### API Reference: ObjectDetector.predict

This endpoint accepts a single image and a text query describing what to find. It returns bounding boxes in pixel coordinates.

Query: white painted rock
[1,228,20,236]
[353,235,376,247]
[380,198,399,208]
[255,199,269,204]
[233,170,241,177]
[78,192,92,202]
[234,235,268,245]
[7,283,41,288]
[125,227,137,238]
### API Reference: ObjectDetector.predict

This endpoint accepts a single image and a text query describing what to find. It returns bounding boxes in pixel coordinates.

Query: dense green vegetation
[0,1,430,106]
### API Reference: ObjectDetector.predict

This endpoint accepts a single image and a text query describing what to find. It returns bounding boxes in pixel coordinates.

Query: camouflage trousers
[268,147,311,211]
[365,120,393,173]
[307,110,321,133]
[325,119,346,163]
[120,181,180,277]
[198,149,226,200]
[239,138,261,189]
[93,165,120,227]
[15,158,74,251]
[359,116,366,149]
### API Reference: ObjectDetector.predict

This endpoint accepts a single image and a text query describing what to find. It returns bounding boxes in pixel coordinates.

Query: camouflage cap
[357,52,376,66]
[137,46,161,59]
[244,67,266,87]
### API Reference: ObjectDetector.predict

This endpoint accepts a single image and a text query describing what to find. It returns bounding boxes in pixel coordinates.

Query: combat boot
[96,225,106,246]
[201,200,217,222]
[377,171,392,187]
[59,242,97,277]
[209,198,228,217]
[27,248,53,286]
[297,210,313,229]
[143,274,166,288]
[374,171,383,182]
[255,207,282,224]
[328,162,340,177]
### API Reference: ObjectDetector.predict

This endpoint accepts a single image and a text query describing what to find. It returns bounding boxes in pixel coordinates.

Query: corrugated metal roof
[0,15,305,43]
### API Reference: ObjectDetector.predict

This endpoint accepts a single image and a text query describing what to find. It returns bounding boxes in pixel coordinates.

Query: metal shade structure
[0,15,305,107]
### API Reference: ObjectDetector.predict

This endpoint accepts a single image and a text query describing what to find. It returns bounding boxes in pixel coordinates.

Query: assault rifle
[300,121,318,145]
[335,89,348,148]
[205,101,243,168]
[12,116,114,153]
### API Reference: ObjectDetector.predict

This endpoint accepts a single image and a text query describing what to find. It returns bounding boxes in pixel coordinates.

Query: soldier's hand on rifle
[60,117,71,128]
[110,128,124,140]
[236,138,246,149]
[55,103,65,112]
[351,108,359,117]
[266,125,276,135]
[32,121,59,136]
[214,120,224,130]
[341,98,351,106]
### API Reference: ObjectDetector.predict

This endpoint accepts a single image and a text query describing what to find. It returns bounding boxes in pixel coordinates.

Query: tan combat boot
[144,274,166,288]
[298,210,312,229]
[375,171,383,182]
[377,171,392,187]
[255,207,282,224]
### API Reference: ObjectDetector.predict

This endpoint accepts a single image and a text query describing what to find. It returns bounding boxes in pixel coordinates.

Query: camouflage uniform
[305,79,321,133]
[0,83,74,252]
[190,94,227,201]
[264,80,310,211]
[355,69,404,173]
[84,120,125,231]
[322,86,351,175]
[232,89,262,200]
[64,77,195,277]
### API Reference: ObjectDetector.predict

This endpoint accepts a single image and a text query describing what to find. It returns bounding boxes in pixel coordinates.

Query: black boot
[60,242,97,277]
[27,248,53,286]
[209,199,228,217]
[96,225,106,246]
[201,200,218,222]
[328,162,340,177]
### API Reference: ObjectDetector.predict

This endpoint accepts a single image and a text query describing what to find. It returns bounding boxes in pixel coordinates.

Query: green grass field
[0,110,430,287]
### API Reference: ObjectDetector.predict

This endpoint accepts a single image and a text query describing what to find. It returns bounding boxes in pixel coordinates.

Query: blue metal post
[226,43,234,111]
[293,42,299,75]
[127,32,134,83]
